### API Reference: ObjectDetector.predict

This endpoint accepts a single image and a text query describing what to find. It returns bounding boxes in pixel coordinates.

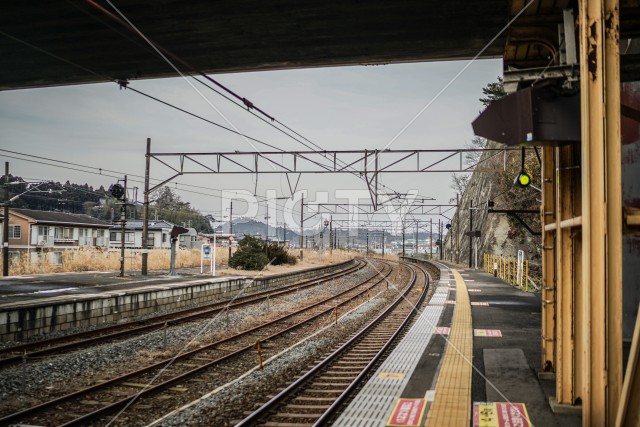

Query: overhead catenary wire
[0,28,441,212]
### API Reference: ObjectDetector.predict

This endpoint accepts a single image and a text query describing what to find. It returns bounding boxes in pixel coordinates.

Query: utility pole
[456,193,460,264]
[415,221,419,255]
[142,139,150,275]
[299,195,304,260]
[402,223,405,257]
[329,217,333,254]
[2,162,9,276]
[382,229,385,256]
[119,175,128,278]
[366,231,369,255]
[265,203,269,257]
[439,218,443,260]
[430,219,433,260]
[469,200,474,268]
[228,201,233,261]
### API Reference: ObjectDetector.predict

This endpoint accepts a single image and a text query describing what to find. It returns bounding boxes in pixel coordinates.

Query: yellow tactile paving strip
[423,269,472,427]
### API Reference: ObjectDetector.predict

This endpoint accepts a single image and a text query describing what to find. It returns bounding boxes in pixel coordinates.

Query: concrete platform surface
[335,259,582,427]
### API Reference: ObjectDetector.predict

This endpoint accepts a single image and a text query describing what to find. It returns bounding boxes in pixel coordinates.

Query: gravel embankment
[0,262,405,421]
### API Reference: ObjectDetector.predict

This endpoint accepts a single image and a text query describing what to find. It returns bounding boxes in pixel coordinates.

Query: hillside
[443,140,542,281]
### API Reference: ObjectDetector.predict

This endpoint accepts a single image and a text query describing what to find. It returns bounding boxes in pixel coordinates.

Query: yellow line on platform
[424,269,472,427]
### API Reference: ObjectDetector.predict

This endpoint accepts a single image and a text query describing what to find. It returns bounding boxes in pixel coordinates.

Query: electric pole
[469,200,474,268]
[2,162,9,276]
[430,219,433,260]
[228,201,233,261]
[299,195,304,260]
[142,139,150,275]
[119,175,128,278]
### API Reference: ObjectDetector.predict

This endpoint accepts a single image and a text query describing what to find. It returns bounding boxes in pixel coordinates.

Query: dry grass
[1,247,379,277]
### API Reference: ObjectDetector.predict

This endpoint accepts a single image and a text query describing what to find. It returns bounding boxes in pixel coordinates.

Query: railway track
[235,261,429,427]
[0,259,366,368]
[0,259,397,426]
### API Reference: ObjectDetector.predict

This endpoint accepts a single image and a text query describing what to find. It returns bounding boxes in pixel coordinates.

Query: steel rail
[235,260,427,427]
[0,259,364,367]
[315,262,431,426]
[0,260,395,426]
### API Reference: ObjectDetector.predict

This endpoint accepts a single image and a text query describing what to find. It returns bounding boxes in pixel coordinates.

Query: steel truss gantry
[147,147,519,210]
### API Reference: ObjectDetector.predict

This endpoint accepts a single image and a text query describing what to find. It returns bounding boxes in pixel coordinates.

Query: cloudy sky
[0,59,502,230]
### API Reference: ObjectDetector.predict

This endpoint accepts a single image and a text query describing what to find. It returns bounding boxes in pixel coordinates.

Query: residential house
[108,220,199,249]
[0,208,112,264]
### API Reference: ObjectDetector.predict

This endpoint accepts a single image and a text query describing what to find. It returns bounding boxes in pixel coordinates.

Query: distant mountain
[211,217,439,250]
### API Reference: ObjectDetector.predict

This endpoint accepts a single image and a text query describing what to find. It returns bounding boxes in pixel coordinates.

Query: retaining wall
[0,259,356,342]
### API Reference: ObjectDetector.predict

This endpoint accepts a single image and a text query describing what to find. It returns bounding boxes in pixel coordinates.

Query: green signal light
[514,170,532,187]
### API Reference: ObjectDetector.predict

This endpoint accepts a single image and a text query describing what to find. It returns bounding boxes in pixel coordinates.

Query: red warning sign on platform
[387,398,426,426]
[473,402,532,427]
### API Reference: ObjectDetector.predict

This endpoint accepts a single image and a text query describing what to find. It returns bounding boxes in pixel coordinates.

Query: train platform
[0,267,239,307]
[334,260,582,427]
[0,260,356,342]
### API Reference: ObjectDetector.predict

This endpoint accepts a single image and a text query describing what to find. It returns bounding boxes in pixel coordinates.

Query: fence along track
[0,259,366,367]
[0,260,394,427]
[235,261,429,427]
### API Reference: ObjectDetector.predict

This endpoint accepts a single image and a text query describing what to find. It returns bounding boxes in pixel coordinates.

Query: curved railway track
[0,259,367,368]
[0,259,397,426]
[235,261,430,427]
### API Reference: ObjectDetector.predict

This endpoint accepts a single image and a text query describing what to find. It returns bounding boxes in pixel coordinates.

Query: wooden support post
[578,0,622,423]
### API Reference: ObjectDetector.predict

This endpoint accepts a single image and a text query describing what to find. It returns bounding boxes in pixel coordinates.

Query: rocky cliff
[443,140,542,284]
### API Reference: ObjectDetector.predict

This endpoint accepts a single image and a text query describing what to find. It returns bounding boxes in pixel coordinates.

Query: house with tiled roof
[0,208,112,263]
[108,220,199,249]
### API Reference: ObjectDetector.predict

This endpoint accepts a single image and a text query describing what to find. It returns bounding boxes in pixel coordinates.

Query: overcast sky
[0,59,502,230]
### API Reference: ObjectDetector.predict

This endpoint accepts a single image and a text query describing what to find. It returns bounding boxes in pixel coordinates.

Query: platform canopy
[2,0,638,90]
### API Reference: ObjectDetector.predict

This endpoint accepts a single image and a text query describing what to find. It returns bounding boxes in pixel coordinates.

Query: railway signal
[514,170,533,187]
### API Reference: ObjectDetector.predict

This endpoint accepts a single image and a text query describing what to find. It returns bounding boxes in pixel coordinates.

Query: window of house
[49,252,63,265]
[110,231,120,241]
[37,225,49,236]
[125,232,135,243]
[54,227,73,240]
[162,233,167,243]
[96,230,104,238]
[9,225,21,239]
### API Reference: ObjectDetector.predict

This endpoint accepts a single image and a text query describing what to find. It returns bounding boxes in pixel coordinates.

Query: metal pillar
[440,219,443,261]
[142,139,150,275]
[119,175,127,278]
[468,201,473,268]
[366,231,369,255]
[299,195,304,260]
[578,0,622,424]
[541,146,557,374]
[2,162,9,277]
[555,144,583,405]
[329,218,333,254]
[456,193,460,264]
[229,201,233,261]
